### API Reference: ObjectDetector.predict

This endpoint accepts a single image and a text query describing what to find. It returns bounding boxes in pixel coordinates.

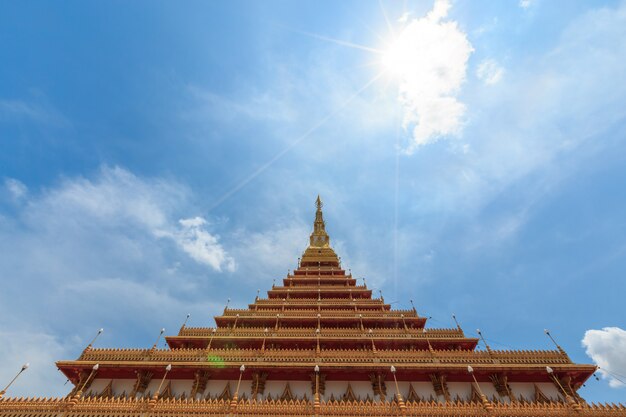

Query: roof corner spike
[452,314,463,334]
[544,329,569,358]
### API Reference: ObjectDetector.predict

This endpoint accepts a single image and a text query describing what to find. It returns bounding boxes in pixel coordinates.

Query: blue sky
[1,0,626,403]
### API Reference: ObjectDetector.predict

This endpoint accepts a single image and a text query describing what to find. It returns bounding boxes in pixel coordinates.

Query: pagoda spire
[309,195,330,248]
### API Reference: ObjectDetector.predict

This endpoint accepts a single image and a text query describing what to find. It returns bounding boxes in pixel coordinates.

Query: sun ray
[340,3,387,43]
[292,28,383,54]
[392,103,401,301]
[208,71,386,212]
[378,0,395,38]
[339,60,384,73]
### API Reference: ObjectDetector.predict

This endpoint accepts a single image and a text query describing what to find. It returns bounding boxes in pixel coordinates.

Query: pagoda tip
[315,195,323,209]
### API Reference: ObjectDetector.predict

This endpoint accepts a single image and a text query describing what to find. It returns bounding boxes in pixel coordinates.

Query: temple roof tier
[57,362,594,387]
[213,311,425,329]
[166,331,476,350]
[58,348,593,387]
[282,277,357,286]
[270,284,369,291]
[267,288,372,299]
[290,268,348,276]
[252,297,387,306]
[249,302,391,311]
[176,326,465,338]
[221,308,416,317]
[70,346,574,367]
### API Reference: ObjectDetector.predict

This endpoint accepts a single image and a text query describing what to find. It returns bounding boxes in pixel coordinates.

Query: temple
[1,196,624,416]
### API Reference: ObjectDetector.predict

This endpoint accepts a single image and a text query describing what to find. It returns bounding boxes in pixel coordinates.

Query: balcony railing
[76,346,571,366]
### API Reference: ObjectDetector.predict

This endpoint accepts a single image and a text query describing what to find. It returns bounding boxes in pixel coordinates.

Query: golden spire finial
[309,195,330,248]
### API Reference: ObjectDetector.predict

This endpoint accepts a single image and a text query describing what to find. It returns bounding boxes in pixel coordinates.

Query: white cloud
[0,96,69,127]
[519,0,534,9]
[4,178,28,201]
[0,328,71,397]
[383,0,473,150]
[582,327,626,388]
[28,166,234,272]
[476,59,504,85]
[171,217,236,272]
[0,167,237,396]
[230,220,310,283]
[405,0,626,236]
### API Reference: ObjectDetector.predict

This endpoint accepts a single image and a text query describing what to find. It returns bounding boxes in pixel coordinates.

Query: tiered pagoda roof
[0,196,621,417]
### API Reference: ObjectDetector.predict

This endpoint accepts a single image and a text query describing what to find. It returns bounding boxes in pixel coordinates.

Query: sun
[381,34,410,78]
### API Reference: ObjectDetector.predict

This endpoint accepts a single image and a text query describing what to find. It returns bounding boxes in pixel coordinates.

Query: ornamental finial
[309,195,330,248]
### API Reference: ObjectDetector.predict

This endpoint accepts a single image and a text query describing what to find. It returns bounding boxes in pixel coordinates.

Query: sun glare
[380,26,428,84]
[381,34,411,78]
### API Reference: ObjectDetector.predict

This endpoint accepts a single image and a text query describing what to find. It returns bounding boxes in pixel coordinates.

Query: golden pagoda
[1,196,625,417]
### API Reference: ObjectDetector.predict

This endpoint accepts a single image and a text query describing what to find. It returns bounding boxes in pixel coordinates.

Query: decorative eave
[56,354,595,387]
[221,308,416,317]
[269,285,370,291]
[63,346,585,378]
[290,269,348,276]
[2,395,624,416]
[283,276,356,285]
[252,297,387,307]
[165,333,478,350]
[70,346,576,364]
[176,326,466,338]
[248,302,391,311]
[213,315,427,329]
[267,288,372,298]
